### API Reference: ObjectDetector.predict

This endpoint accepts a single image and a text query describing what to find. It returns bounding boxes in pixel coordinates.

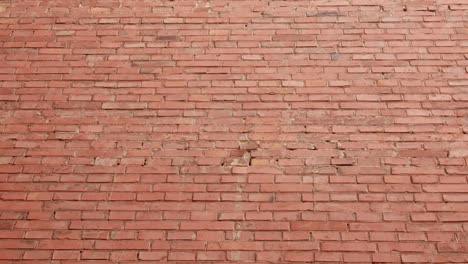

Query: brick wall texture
[1,0,468,263]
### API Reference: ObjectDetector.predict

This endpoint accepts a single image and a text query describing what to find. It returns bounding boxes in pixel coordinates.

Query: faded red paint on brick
[0,0,468,263]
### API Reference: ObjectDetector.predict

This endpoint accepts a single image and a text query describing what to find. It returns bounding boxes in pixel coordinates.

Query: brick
[167,251,195,261]
[321,242,377,252]
[37,240,91,250]
[110,251,138,261]
[95,241,150,250]
[0,250,22,260]
[344,252,373,262]
[256,251,282,262]
[291,221,348,231]
[437,243,468,252]
[52,251,80,260]
[449,149,468,157]
[423,184,468,193]
[139,251,167,260]
[284,252,314,262]
[81,250,110,260]
[23,251,52,260]
[197,251,226,261]
[379,242,434,253]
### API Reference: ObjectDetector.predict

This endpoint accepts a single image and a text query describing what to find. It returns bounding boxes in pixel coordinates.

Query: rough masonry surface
[0,0,467,263]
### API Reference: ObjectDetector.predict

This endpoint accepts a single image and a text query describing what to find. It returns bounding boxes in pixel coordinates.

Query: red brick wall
[1,0,467,263]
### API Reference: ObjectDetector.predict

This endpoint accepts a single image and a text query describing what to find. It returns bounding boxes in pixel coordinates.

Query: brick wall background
[1,0,468,263]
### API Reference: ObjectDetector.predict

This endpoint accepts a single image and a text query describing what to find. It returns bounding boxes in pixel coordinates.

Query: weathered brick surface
[0,0,467,263]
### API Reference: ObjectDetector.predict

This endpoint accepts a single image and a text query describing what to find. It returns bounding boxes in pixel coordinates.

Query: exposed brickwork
[0,0,468,263]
